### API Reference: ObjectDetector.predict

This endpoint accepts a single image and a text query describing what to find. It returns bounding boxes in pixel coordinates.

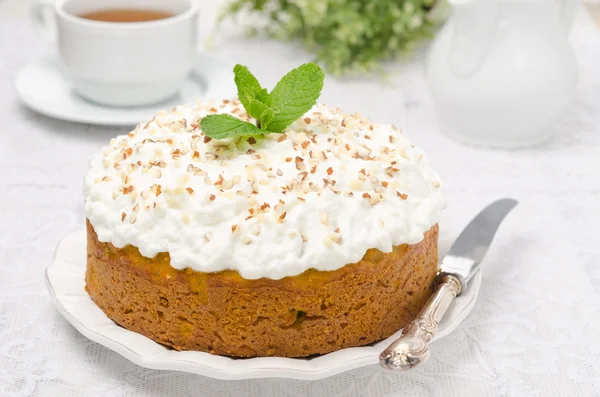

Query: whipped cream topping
[84,100,444,279]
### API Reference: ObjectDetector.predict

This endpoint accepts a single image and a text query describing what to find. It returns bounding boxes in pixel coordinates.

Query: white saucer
[15,54,237,126]
[46,230,481,381]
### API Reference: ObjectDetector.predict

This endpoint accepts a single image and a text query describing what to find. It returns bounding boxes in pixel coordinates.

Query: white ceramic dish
[46,230,481,380]
[15,53,236,126]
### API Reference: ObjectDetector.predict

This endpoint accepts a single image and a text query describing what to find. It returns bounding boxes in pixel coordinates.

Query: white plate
[46,230,481,381]
[15,54,236,126]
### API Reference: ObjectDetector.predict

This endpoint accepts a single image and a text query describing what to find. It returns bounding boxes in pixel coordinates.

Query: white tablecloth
[1,2,599,396]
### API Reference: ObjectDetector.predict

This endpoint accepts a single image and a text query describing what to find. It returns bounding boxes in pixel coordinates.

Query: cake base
[85,221,438,358]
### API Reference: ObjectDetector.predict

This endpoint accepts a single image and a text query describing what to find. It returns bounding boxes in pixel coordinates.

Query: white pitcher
[426,0,579,148]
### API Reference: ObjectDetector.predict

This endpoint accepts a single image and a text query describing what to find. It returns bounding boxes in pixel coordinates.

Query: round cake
[84,100,444,357]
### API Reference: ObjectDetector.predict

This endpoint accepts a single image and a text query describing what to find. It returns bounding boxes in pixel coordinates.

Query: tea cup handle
[31,0,57,43]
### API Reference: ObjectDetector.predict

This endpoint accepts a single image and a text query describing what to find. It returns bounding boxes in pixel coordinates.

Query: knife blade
[439,198,518,293]
[379,198,518,371]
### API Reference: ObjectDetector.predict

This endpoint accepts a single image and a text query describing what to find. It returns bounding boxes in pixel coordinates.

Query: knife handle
[379,274,462,370]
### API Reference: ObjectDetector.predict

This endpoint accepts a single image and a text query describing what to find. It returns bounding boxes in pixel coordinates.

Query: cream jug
[426,0,579,147]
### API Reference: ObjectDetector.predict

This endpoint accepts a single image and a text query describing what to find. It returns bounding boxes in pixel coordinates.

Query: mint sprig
[201,63,324,139]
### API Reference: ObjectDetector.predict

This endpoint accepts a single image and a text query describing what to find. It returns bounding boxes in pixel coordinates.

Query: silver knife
[379,198,518,370]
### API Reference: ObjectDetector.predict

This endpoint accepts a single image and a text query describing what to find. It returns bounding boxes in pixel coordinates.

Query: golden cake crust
[85,220,438,358]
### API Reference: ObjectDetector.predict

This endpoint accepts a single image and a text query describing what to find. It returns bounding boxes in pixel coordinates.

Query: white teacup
[32,0,198,107]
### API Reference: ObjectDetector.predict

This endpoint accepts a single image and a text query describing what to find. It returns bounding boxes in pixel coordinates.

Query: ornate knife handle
[379,274,462,370]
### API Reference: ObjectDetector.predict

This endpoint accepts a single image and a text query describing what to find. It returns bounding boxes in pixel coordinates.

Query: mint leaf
[234,64,263,112]
[233,66,274,129]
[248,99,275,130]
[266,63,324,133]
[200,114,264,139]
[256,88,270,104]
[259,108,274,130]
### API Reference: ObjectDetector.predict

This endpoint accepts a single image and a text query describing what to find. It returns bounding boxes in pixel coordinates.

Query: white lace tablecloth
[1,1,599,396]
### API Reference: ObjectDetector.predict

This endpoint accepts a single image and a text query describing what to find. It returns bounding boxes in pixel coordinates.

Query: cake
[84,100,444,358]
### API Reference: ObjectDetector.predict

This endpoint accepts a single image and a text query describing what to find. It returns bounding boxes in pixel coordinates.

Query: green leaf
[267,63,325,133]
[248,99,275,130]
[260,109,274,130]
[233,65,274,130]
[233,64,263,112]
[200,114,264,139]
[256,88,271,104]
